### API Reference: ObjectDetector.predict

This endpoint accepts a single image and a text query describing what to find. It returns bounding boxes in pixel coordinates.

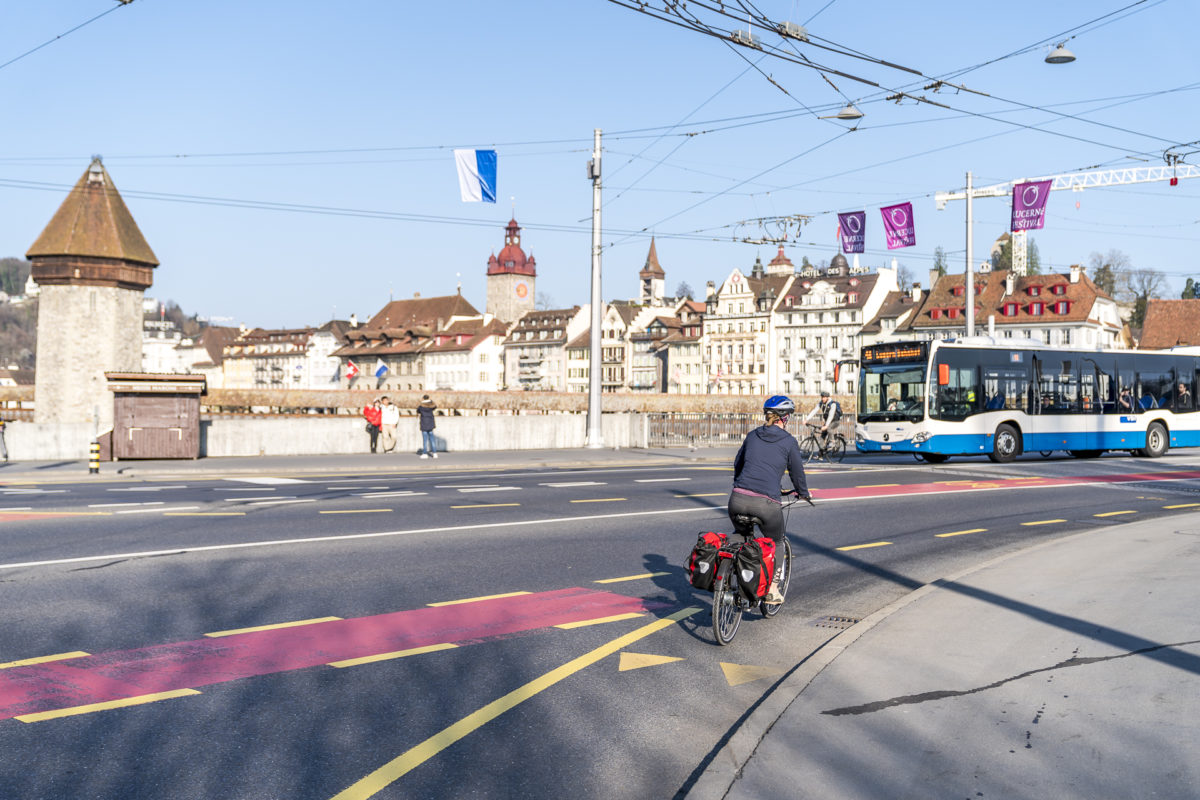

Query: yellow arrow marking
[618,652,684,671]
[720,662,784,687]
[330,607,700,800]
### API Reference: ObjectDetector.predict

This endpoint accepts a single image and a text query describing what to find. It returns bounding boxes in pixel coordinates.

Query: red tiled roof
[1140,299,1200,348]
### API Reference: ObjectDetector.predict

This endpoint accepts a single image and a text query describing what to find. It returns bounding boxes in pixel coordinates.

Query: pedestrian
[417,394,438,458]
[379,396,400,453]
[0,419,8,462]
[362,400,382,453]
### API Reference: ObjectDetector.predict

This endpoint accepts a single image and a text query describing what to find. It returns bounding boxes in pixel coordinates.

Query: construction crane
[935,163,1200,277]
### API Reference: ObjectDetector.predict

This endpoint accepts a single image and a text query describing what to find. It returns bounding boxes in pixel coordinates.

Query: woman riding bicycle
[729,395,811,603]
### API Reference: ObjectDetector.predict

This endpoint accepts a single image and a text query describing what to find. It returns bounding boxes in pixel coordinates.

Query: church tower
[26,158,157,430]
[485,217,536,322]
[639,237,665,305]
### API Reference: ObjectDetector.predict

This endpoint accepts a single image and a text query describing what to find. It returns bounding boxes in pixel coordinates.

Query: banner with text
[838,211,866,253]
[880,202,916,249]
[1011,180,1052,231]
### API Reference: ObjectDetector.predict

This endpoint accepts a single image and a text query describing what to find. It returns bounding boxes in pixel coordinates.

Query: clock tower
[485,217,536,322]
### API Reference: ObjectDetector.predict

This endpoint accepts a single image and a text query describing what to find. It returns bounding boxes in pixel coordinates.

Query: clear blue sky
[1,1,1195,328]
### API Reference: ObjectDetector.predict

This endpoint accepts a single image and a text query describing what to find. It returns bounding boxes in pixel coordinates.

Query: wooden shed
[104,372,207,459]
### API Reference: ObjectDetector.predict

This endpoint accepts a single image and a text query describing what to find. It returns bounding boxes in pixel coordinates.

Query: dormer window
[1051,284,1066,295]
[1028,302,1044,316]
[849,278,860,287]
[930,308,943,320]
[1027,285,1041,296]
[848,292,858,303]
[951,286,965,297]
[948,307,961,319]
[975,284,984,295]
[1053,300,1071,314]
[1001,302,1018,317]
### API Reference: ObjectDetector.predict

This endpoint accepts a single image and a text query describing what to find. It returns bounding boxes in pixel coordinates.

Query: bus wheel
[988,424,1020,463]
[1140,423,1169,458]
[1068,449,1102,459]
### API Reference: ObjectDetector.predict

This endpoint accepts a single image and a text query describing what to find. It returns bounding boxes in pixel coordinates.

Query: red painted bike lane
[0,588,670,721]
[813,469,1200,501]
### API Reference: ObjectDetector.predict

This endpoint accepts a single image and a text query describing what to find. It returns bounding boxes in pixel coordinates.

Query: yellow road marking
[594,572,669,584]
[205,617,341,638]
[1094,510,1136,517]
[329,643,457,668]
[320,509,393,514]
[0,651,90,670]
[680,493,725,498]
[570,498,626,503]
[720,662,785,687]
[935,528,987,538]
[618,652,683,671]
[1022,519,1066,526]
[1165,503,1200,509]
[165,512,246,516]
[427,591,531,607]
[554,612,645,629]
[450,503,520,509]
[857,483,899,488]
[837,541,892,551]
[16,689,200,722]
[329,607,700,800]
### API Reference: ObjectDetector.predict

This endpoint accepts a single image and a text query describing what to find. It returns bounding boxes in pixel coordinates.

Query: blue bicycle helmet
[763,395,795,415]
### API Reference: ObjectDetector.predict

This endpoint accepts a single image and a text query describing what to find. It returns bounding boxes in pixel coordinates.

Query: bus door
[1078,357,1109,451]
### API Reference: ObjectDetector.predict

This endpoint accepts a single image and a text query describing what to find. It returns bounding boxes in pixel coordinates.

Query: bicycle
[799,423,846,464]
[710,493,810,646]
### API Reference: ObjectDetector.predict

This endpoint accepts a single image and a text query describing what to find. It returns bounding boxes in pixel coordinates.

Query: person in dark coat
[417,395,438,458]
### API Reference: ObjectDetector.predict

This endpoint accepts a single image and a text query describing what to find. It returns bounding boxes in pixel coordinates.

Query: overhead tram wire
[608,0,1181,156]
[0,2,132,75]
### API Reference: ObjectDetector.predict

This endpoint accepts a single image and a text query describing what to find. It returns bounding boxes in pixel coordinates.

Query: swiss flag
[345,360,359,379]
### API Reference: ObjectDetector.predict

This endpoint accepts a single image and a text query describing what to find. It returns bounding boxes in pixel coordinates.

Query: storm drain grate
[813,614,860,630]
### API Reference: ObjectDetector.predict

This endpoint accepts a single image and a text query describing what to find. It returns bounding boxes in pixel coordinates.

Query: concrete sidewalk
[689,512,1200,800]
[0,446,742,481]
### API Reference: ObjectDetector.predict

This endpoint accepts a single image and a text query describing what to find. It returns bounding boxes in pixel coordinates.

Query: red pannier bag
[687,532,727,591]
[735,537,776,599]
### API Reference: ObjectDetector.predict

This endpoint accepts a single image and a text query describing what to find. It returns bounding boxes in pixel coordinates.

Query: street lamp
[1045,43,1076,64]
[820,103,863,121]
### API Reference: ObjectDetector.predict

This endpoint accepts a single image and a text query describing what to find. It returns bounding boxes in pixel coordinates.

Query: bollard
[89,441,100,475]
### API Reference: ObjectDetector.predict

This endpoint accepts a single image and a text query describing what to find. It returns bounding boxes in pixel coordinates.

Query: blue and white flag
[374,359,389,378]
[454,149,497,203]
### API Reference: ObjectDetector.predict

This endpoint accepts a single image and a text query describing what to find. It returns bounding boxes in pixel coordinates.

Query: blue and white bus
[854,338,1200,463]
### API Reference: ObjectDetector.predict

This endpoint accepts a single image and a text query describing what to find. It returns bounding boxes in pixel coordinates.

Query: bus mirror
[937,363,949,386]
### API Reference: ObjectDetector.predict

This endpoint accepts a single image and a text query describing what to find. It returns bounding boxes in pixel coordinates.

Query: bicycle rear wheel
[799,435,820,464]
[827,436,846,463]
[761,539,792,618]
[712,564,743,645]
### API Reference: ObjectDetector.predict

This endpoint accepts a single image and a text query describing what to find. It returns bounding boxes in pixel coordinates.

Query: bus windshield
[859,363,927,422]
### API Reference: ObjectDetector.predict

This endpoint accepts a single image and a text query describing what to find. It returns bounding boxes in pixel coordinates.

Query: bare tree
[535,291,556,310]
[1124,268,1167,329]
[896,263,914,291]
[674,281,695,300]
[1087,249,1131,296]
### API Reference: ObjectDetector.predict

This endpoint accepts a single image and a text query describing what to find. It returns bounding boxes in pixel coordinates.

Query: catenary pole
[586,129,604,448]
[965,170,975,337]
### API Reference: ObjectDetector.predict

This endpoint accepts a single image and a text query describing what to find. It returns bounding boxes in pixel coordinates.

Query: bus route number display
[862,342,928,364]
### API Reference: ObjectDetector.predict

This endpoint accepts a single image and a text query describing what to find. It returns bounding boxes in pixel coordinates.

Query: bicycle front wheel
[761,538,792,618]
[827,436,847,463]
[799,435,821,464]
[712,566,743,645]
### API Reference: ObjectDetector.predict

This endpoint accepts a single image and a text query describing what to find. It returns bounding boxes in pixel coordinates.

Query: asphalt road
[1,451,1199,799]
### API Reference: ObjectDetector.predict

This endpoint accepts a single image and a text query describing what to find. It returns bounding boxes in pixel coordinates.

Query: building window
[1029,302,1044,316]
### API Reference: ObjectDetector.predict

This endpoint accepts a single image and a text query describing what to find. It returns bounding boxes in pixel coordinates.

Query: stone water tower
[26,157,157,431]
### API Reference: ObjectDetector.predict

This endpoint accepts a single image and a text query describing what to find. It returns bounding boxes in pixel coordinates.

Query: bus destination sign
[861,342,928,364]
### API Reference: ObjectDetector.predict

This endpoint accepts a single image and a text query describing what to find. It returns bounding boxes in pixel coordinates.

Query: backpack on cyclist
[687,532,727,592]
[827,399,843,426]
[735,537,777,600]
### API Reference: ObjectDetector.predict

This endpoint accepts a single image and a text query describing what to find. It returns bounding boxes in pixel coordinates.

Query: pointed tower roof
[639,237,665,278]
[27,158,158,266]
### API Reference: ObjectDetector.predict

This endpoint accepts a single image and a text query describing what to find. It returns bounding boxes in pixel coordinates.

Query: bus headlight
[912,431,931,444]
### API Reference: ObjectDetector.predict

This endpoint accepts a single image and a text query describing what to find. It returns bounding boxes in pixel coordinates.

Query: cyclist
[729,395,810,603]
[804,390,842,452]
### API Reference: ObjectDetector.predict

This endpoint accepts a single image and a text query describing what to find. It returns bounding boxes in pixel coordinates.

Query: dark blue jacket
[418,405,436,432]
[732,424,808,501]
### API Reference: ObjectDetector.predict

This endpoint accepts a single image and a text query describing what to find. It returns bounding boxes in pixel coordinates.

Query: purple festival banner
[1011,180,1052,232]
[880,202,915,249]
[838,211,866,253]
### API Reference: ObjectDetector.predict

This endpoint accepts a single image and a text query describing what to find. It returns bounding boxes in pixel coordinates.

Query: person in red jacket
[362,399,382,453]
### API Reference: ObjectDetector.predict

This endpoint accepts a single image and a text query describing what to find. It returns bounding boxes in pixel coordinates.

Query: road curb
[682,523,1119,800]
